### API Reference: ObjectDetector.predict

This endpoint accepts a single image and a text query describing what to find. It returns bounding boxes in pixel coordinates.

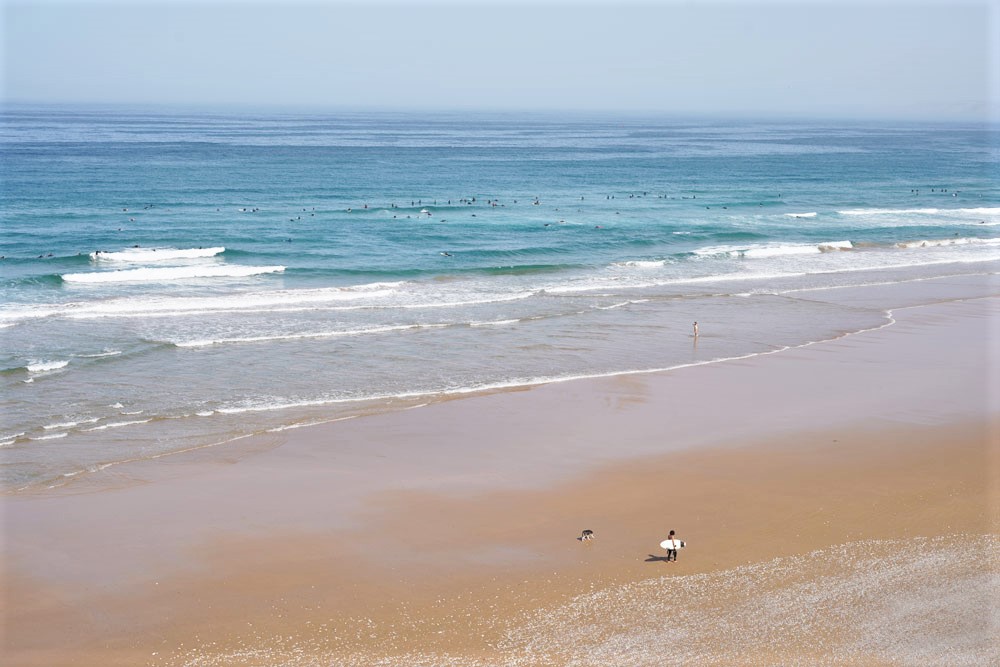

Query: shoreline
[3,283,999,665]
[13,269,999,496]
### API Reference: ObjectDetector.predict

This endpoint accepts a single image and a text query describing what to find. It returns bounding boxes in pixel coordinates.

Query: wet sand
[3,285,999,666]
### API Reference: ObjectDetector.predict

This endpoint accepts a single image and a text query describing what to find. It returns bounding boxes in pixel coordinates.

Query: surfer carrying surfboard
[660,530,685,562]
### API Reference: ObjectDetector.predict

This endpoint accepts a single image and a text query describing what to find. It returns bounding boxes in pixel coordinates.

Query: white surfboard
[660,539,685,550]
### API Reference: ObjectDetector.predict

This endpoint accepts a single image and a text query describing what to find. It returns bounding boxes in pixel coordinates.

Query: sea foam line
[30,432,68,441]
[83,419,152,431]
[173,323,450,347]
[44,417,99,430]
[469,318,521,327]
[91,246,225,262]
[75,350,123,359]
[0,284,530,323]
[693,240,853,259]
[839,207,941,215]
[897,237,1000,249]
[613,260,666,268]
[26,360,69,373]
[837,206,1000,216]
[595,299,650,310]
[61,265,285,283]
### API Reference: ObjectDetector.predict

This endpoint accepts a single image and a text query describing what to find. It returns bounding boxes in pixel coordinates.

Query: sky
[2,0,998,120]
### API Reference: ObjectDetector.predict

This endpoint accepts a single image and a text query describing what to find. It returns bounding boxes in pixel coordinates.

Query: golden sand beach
[4,283,999,666]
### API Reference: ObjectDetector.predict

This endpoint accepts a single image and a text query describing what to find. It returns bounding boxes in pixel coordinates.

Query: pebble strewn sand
[161,535,998,667]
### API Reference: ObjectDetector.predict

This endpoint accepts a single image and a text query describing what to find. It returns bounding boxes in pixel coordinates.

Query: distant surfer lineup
[2,108,998,491]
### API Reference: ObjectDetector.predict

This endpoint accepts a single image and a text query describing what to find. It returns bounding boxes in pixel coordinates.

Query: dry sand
[3,286,999,666]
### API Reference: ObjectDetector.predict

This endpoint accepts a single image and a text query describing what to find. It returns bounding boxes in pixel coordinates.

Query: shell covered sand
[162,534,998,667]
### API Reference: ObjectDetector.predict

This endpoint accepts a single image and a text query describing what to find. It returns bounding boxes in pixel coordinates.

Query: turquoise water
[2,106,999,489]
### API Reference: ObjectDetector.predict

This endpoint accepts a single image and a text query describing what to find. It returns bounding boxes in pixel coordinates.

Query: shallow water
[2,108,999,489]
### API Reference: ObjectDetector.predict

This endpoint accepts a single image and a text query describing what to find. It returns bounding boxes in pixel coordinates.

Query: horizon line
[2,99,997,125]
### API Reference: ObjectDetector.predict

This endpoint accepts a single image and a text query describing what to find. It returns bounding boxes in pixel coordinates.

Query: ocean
[2,106,998,491]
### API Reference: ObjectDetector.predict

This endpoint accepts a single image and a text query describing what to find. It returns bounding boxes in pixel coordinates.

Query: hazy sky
[3,0,998,120]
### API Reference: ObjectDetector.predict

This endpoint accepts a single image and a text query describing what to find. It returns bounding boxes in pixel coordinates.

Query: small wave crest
[75,350,123,359]
[82,419,152,431]
[44,417,98,430]
[839,208,940,216]
[26,360,69,373]
[595,299,650,310]
[785,212,817,218]
[694,241,853,259]
[838,207,1000,218]
[30,432,68,441]
[612,260,666,268]
[172,323,450,347]
[0,282,409,324]
[90,247,225,262]
[469,318,521,327]
[896,237,1000,249]
[61,265,284,283]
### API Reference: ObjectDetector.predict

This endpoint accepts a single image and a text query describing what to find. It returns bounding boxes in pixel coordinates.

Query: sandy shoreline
[3,278,999,666]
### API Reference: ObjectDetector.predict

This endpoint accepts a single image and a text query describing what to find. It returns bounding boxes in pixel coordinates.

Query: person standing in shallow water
[693,322,699,338]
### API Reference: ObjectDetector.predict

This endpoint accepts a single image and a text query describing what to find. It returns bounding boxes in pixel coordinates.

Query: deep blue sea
[2,106,998,490]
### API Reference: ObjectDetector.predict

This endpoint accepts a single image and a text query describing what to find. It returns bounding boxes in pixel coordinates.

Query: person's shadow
[645,554,671,563]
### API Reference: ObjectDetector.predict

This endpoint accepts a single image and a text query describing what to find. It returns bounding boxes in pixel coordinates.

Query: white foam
[839,207,940,215]
[90,246,225,262]
[44,417,99,430]
[61,265,284,283]
[897,237,1000,249]
[173,323,450,347]
[595,299,649,310]
[544,279,660,294]
[0,284,403,323]
[469,318,520,327]
[694,241,853,259]
[817,240,855,250]
[0,282,534,323]
[613,260,665,268]
[30,432,68,441]
[26,360,69,373]
[957,207,1000,214]
[83,419,151,431]
[75,350,123,359]
[785,211,817,218]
